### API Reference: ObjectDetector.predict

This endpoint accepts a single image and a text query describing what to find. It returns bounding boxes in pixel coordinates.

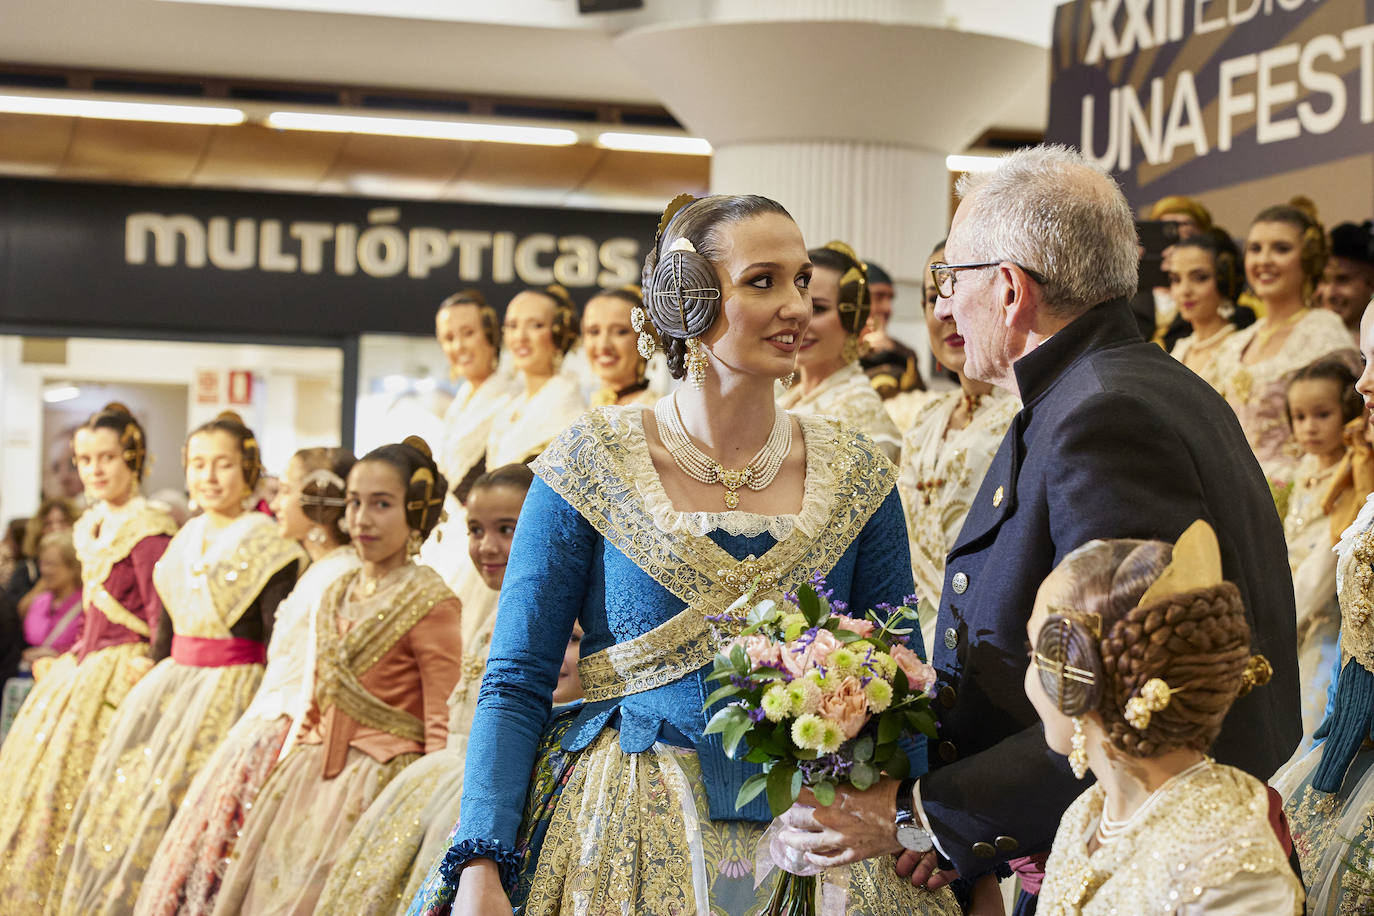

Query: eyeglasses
[930,260,1048,299]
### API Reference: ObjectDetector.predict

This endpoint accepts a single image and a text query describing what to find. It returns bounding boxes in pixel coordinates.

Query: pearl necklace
[654,393,791,509]
[1095,757,1210,844]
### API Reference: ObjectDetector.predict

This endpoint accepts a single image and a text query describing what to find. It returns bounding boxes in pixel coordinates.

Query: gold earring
[1069,716,1089,779]
[780,371,796,389]
[686,337,707,389]
[841,334,860,364]
[406,529,423,559]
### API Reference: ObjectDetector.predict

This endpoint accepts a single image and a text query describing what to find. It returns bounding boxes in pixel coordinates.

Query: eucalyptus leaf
[852,736,874,762]
[851,761,878,790]
[812,780,836,806]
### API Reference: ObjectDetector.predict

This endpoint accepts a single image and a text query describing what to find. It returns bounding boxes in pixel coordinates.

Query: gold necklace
[653,394,791,509]
[1252,307,1306,352]
[358,571,382,597]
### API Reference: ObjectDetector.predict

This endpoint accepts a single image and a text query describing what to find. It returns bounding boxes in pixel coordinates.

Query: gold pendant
[718,467,750,509]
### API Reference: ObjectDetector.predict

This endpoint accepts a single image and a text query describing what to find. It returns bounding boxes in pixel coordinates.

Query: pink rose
[890,643,937,693]
[816,676,870,740]
[780,628,843,679]
[833,615,875,639]
[737,634,782,669]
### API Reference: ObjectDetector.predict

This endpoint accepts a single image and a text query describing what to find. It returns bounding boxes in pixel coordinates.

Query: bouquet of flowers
[702,574,938,916]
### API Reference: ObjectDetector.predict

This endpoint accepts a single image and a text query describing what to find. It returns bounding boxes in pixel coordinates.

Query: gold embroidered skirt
[1277,742,1374,915]
[521,729,961,916]
[211,743,417,916]
[315,735,468,916]
[133,714,291,916]
[47,659,264,916]
[0,644,147,912]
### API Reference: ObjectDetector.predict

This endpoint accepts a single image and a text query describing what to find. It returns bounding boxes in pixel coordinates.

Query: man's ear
[1000,262,1038,332]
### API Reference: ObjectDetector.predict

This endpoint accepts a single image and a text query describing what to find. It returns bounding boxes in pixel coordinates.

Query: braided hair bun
[642,192,794,379]
[1036,535,1260,759]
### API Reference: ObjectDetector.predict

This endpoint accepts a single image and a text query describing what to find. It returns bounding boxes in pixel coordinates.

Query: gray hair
[954,145,1138,317]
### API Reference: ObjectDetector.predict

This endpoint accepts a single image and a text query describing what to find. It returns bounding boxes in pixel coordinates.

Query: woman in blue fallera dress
[416,194,958,916]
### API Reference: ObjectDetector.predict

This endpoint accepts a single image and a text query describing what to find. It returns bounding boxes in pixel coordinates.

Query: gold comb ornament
[1135,519,1224,609]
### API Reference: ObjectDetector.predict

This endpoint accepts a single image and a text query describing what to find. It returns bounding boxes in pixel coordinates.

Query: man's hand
[774,778,904,868]
[894,849,959,889]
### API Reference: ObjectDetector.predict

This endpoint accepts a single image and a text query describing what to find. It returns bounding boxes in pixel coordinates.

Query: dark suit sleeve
[921,390,1212,876]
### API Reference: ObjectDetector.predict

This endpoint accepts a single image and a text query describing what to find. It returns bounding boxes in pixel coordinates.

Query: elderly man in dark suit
[775,145,1300,913]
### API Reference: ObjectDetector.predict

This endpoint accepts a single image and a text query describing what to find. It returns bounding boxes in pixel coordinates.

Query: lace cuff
[438,838,522,895]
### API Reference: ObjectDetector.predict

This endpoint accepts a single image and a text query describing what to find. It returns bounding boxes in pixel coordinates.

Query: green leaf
[884,748,910,780]
[702,683,742,709]
[833,628,867,644]
[767,762,801,817]
[812,780,836,806]
[745,747,775,764]
[851,760,878,791]
[735,772,769,809]
[784,619,805,641]
[703,704,746,737]
[852,736,874,762]
[730,643,748,672]
[796,584,822,627]
[751,667,785,682]
[723,711,752,758]
[877,711,902,745]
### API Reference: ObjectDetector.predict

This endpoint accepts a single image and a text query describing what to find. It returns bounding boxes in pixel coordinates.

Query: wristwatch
[894,777,934,853]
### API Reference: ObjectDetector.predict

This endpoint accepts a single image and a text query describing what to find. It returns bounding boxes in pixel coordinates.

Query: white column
[614,6,1042,378]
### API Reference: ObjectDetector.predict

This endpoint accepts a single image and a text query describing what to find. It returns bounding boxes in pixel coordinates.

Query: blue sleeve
[449,476,596,890]
[850,486,928,777]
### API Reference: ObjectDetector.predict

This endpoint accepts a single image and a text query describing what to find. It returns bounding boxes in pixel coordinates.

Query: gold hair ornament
[406,466,444,534]
[1237,654,1273,696]
[1123,677,1181,731]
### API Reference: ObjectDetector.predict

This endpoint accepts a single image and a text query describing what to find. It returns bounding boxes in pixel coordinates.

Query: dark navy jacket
[920,298,1301,878]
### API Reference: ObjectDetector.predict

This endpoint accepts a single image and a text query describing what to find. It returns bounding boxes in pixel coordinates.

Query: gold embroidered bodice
[778,361,902,459]
[313,563,455,741]
[152,512,304,639]
[1039,761,1301,915]
[534,405,897,703]
[897,387,1019,617]
[72,496,177,636]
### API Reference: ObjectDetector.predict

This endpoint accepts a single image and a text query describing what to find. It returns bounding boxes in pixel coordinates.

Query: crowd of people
[1,145,1373,915]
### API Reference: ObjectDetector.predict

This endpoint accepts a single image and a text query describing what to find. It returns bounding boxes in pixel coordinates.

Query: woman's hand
[453,858,515,916]
[774,779,904,868]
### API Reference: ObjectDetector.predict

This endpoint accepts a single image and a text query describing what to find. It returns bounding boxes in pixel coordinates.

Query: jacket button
[938,740,958,763]
[943,628,958,650]
[939,685,957,708]
[951,572,968,594]
[995,835,1019,852]
[972,841,996,858]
